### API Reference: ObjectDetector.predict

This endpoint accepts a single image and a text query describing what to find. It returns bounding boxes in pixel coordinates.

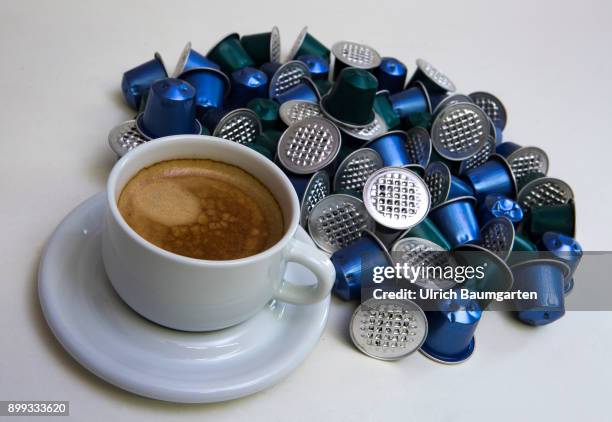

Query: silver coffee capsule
[517,177,574,212]
[300,171,331,227]
[414,58,457,93]
[350,298,428,361]
[333,148,383,195]
[268,60,311,99]
[504,146,549,189]
[469,91,507,130]
[331,41,382,71]
[108,120,149,157]
[277,117,341,175]
[404,127,433,168]
[363,167,431,230]
[479,217,516,261]
[278,100,322,126]
[212,108,262,145]
[431,102,491,161]
[391,237,457,291]
[424,161,452,208]
[307,194,375,253]
[338,113,388,141]
[457,135,496,175]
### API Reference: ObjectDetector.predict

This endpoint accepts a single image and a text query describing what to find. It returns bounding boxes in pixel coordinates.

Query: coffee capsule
[321,68,378,128]
[247,98,280,131]
[431,102,490,161]
[363,167,430,230]
[108,120,149,157]
[375,57,408,94]
[268,60,311,99]
[424,161,474,208]
[308,194,375,253]
[278,99,322,126]
[331,230,391,301]
[540,232,582,294]
[457,136,496,175]
[420,296,481,364]
[406,58,456,94]
[338,113,388,143]
[429,196,480,248]
[517,177,574,213]
[277,117,341,175]
[363,131,412,167]
[496,142,549,190]
[273,77,320,105]
[527,202,576,238]
[173,42,220,77]
[432,93,473,115]
[226,67,268,108]
[463,154,518,202]
[404,127,433,168]
[331,40,382,79]
[135,78,202,139]
[333,148,383,196]
[313,79,333,96]
[373,90,401,130]
[507,234,538,267]
[178,67,230,112]
[287,26,330,60]
[350,298,428,361]
[399,218,451,250]
[373,223,405,249]
[206,33,255,75]
[239,26,281,66]
[212,108,262,144]
[297,54,330,80]
[121,52,167,110]
[469,91,507,131]
[388,83,432,120]
[510,259,570,326]
[478,194,524,225]
[478,217,516,261]
[299,171,330,227]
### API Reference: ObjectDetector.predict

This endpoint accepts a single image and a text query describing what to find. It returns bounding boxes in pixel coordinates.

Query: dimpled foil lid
[405,127,433,167]
[334,148,383,195]
[278,100,322,126]
[517,177,574,212]
[363,167,431,230]
[108,120,149,157]
[424,161,452,208]
[307,194,375,253]
[469,91,507,130]
[213,108,262,144]
[479,217,515,261]
[332,41,382,69]
[277,117,341,174]
[300,171,331,227]
[458,135,496,175]
[416,58,456,92]
[269,60,311,98]
[506,146,549,188]
[338,113,388,141]
[350,298,428,361]
[431,102,490,161]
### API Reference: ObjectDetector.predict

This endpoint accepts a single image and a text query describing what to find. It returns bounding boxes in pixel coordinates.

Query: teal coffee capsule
[321,68,378,127]
[287,26,330,60]
[207,33,255,75]
[240,26,281,66]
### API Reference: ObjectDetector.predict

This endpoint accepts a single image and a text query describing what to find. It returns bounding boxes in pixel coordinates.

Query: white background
[1,0,611,420]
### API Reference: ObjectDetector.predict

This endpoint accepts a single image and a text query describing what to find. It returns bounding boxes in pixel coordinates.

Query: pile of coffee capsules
[109,27,582,364]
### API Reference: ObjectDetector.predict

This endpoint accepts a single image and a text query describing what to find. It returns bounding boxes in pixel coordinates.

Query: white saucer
[38,193,330,403]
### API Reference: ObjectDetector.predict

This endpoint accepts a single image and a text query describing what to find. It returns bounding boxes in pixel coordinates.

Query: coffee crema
[117,159,284,260]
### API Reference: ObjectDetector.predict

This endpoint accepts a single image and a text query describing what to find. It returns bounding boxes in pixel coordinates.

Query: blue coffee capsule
[198,106,231,132]
[364,130,411,167]
[478,194,524,225]
[420,296,482,364]
[178,67,230,112]
[464,154,518,202]
[510,259,570,326]
[173,42,220,77]
[297,54,329,80]
[388,82,432,120]
[424,161,474,208]
[226,67,268,108]
[540,232,583,294]
[469,91,507,131]
[135,78,202,139]
[375,57,408,94]
[429,196,480,248]
[121,52,168,110]
[496,142,549,190]
[273,78,320,105]
[331,230,392,301]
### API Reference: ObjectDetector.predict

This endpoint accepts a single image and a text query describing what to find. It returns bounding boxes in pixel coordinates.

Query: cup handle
[273,238,336,305]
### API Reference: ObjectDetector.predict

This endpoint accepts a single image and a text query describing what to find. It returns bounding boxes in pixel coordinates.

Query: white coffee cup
[102,135,335,331]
